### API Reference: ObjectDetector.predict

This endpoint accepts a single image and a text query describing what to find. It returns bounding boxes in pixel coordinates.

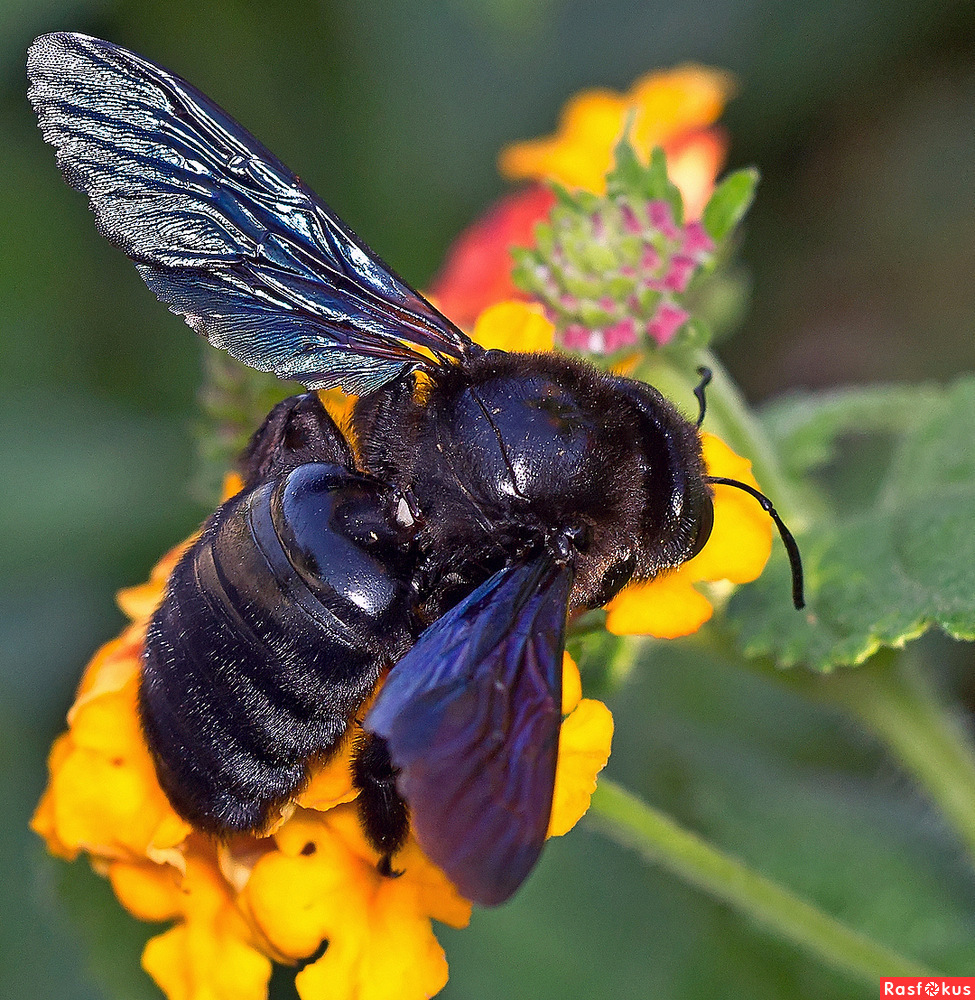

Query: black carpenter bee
[28,32,803,906]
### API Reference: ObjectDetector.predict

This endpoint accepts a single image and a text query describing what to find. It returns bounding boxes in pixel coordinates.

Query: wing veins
[28,32,477,394]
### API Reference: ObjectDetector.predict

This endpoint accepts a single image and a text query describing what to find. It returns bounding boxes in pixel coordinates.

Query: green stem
[808,648,975,862]
[706,634,975,872]
[588,777,934,983]
[693,348,805,527]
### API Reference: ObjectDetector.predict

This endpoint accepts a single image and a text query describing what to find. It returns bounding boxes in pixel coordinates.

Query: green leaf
[702,168,760,242]
[440,641,975,998]
[730,377,975,670]
[646,146,685,223]
[605,131,645,199]
[761,383,942,478]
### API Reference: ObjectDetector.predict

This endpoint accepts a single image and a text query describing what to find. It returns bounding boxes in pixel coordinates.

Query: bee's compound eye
[587,550,637,609]
[687,493,714,559]
[567,523,592,554]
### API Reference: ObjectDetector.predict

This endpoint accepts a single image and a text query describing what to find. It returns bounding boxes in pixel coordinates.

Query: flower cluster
[33,62,775,1000]
[431,65,732,327]
[32,483,613,1000]
[514,193,715,354]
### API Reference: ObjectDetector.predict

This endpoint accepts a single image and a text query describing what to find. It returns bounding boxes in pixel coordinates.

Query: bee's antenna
[704,476,805,610]
[693,367,713,428]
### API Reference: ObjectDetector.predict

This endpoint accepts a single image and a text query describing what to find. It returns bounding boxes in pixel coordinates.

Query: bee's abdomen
[140,464,417,834]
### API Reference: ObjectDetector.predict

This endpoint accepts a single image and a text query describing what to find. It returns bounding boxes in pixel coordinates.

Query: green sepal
[606,139,685,224]
[702,168,760,242]
[193,351,301,504]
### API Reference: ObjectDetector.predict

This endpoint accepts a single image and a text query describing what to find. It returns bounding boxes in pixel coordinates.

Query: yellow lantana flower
[33,455,612,1000]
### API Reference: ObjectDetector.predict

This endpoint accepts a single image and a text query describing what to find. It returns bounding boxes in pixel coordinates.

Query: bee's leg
[239,392,355,485]
[351,731,410,878]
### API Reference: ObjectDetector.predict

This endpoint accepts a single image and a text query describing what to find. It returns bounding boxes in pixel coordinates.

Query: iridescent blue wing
[27,32,476,395]
[365,557,572,906]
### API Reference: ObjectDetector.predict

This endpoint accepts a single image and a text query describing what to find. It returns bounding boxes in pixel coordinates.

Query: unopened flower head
[514,188,715,354]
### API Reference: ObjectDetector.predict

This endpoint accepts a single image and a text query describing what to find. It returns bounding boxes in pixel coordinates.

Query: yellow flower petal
[604,433,773,638]
[604,572,714,638]
[245,812,360,960]
[688,434,772,582]
[628,66,735,147]
[141,853,272,1000]
[500,65,734,201]
[296,734,359,814]
[109,858,183,922]
[243,807,468,1000]
[561,652,582,715]
[116,540,192,621]
[549,699,614,837]
[317,388,357,430]
[295,894,449,1000]
[471,300,556,353]
[30,735,77,860]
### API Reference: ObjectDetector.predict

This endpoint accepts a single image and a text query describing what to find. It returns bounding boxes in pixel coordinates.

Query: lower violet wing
[365,557,573,906]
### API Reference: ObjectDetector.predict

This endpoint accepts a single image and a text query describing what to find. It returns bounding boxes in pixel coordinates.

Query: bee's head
[568,374,714,609]
[437,353,714,610]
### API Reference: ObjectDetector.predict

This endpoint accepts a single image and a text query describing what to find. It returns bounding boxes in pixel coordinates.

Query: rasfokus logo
[880,979,975,997]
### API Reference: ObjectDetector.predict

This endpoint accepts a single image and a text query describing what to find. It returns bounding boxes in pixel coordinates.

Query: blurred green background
[3,1,974,998]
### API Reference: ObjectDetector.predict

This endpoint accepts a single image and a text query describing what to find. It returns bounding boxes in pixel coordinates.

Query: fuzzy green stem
[588,777,934,982]
[692,348,805,526]
[809,648,975,862]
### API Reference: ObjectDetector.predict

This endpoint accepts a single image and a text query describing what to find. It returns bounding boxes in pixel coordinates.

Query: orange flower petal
[221,471,245,501]
[664,127,728,220]
[428,184,556,329]
[500,65,733,207]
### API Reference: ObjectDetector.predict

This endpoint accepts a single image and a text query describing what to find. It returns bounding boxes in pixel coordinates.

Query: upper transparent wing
[365,557,572,906]
[27,32,476,394]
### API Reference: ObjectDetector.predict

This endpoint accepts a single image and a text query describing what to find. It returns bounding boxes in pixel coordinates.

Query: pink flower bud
[620,204,644,234]
[662,255,696,293]
[681,220,715,258]
[648,200,680,240]
[648,302,689,345]
[640,245,660,271]
[603,319,639,352]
